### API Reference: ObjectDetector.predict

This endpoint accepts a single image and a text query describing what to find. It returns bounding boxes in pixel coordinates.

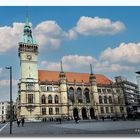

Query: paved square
[0,120,140,136]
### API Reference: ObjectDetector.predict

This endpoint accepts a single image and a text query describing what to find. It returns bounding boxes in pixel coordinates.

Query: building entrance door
[82,108,87,119]
[90,108,95,119]
[73,108,79,119]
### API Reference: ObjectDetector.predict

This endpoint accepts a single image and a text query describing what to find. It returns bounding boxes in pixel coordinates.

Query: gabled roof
[38,70,112,85]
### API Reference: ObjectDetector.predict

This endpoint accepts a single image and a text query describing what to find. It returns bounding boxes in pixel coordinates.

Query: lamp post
[6,66,12,134]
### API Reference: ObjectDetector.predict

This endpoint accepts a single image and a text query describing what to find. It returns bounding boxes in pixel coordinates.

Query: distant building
[115,76,140,115]
[0,101,16,122]
[136,71,140,92]
[17,18,127,121]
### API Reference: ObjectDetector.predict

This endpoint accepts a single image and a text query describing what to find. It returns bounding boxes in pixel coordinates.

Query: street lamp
[6,66,12,134]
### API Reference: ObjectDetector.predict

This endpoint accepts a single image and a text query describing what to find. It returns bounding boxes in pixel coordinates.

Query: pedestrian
[75,116,78,124]
[17,118,21,127]
[21,117,25,127]
[102,116,104,122]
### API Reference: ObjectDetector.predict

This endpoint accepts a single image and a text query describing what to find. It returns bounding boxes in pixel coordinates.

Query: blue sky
[0,6,140,102]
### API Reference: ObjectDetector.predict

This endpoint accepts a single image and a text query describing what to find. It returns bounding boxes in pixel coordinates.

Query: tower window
[28,94,34,104]
[26,83,34,91]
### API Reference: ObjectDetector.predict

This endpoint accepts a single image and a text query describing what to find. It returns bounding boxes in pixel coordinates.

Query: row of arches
[68,87,90,103]
[73,107,95,119]
[41,95,59,104]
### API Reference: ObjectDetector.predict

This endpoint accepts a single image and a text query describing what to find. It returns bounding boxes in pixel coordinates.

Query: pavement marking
[0,123,8,132]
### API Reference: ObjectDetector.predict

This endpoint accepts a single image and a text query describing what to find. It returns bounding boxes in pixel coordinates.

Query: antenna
[90,64,93,74]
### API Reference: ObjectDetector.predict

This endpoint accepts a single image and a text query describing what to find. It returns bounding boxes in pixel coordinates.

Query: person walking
[21,117,25,127]
[17,118,21,127]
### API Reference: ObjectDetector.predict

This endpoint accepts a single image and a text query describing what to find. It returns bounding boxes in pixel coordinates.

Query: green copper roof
[20,17,38,45]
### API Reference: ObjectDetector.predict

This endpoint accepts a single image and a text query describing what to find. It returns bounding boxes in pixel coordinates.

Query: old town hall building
[17,18,127,121]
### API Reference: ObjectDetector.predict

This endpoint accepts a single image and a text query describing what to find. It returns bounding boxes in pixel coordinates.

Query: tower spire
[60,60,63,73]
[90,64,93,74]
[25,7,29,26]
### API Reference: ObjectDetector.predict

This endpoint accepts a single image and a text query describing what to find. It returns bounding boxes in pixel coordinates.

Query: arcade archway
[73,108,79,119]
[82,108,87,119]
[90,108,95,119]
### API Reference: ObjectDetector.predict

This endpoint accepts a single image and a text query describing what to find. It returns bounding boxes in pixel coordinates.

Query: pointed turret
[89,64,96,85]
[59,60,66,80]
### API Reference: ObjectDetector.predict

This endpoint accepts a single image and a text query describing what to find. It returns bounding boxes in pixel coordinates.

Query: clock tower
[17,17,40,121]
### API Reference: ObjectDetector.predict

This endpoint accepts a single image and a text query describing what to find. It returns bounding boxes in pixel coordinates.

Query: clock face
[27,55,32,60]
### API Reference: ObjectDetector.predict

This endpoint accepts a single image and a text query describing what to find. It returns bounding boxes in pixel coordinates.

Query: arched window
[109,96,112,104]
[104,96,107,104]
[68,87,74,103]
[55,95,59,104]
[99,96,102,104]
[77,87,82,103]
[84,88,90,103]
[41,95,46,104]
[48,95,52,104]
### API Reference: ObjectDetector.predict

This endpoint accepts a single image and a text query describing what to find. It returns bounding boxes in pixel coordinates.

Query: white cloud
[73,16,125,36]
[100,42,140,64]
[0,23,24,53]
[41,55,97,72]
[0,16,125,53]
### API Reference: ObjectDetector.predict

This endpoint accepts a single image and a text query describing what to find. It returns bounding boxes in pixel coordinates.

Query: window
[41,86,46,92]
[26,83,34,91]
[110,107,114,113]
[84,88,90,103]
[2,110,4,114]
[28,94,34,104]
[48,95,52,104]
[107,89,111,93]
[47,86,53,91]
[102,89,106,93]
[55,95,59,104]
[49,108,53,115]
[104,96,107,104]
[116,89,120,93]
[100,107,104,114]
[109,96,112,104]
[120,107,124,113]
[41,95,46,104]
[68,87,74,103]
[42,108,46,115]
[55,108,59,115]
[106,107,109,113]
[2,106,4,109]
[77,88,82,103]
[99,96,102,104]
[98,89,101,93]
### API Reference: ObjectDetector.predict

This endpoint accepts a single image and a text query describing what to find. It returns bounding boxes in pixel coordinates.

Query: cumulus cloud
[40,41,140,74]
[72,16,125,36]
[41,55,97,72]
[0,23,24,53]
[100,42,140,64]
[0,16,125,53]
